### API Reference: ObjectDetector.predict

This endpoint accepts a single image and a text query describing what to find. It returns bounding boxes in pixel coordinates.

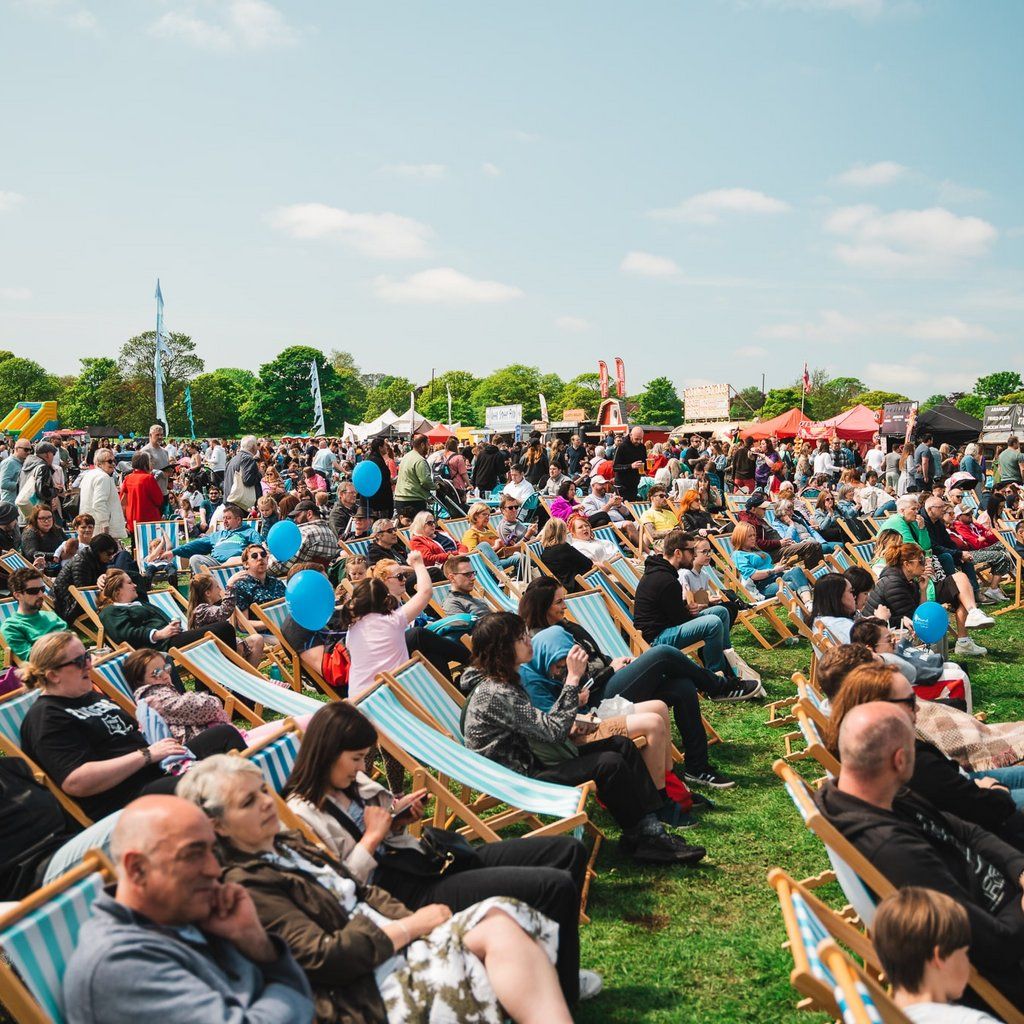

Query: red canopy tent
[799,404,880,443]
[740,408,810,440]
[426,423,455,443]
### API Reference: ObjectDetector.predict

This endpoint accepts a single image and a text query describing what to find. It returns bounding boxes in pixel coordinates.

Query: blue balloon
[912,601,949,645]
[352,460,382,497]
[285,570,336,631]
[267,519,301,562]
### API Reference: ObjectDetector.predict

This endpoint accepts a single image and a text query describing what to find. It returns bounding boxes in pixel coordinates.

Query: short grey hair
[776,499,793,516]
[239,435,258,454]
[896,494,919,510]
[176,755,262,820]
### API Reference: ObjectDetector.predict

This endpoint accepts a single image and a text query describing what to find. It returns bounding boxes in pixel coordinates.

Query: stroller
[431,477,469,520]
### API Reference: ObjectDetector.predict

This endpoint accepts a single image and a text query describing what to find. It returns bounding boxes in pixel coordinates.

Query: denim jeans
[653,608,731,675]
[761,567,810,598]
[968,767,1024,810]
[601,646,716,770]
[474,541,527,579]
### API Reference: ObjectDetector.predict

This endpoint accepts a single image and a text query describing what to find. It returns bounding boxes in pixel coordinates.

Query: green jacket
[393,450,434,502]
[879,513,932,553]
[0,609,65,662]
[98,601,171,650]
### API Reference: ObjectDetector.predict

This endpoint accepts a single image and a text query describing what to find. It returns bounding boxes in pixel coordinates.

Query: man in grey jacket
[64,795,314,1024]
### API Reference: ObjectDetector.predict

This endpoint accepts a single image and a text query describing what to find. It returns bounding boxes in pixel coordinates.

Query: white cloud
[151,0,297,51]
[904,316,994,342]
[0,192,25,213]
[555,316,590,333]
[620,251,680,277]
[834,161,907,187]
[650,188,791,225]
[758,309,866,341]
[0,287,31,301]
[373,268,523,305]
[825,204,997,271]
[381,163,446,180]
[735,344,768,358]
[864,360,974,396]
[481,162,501,177]
[267,203,432,259]
[936,180,989,204]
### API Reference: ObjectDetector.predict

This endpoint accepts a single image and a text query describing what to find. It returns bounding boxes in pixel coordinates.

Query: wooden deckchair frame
[774,758,1024,1023]
[251,598,338,701]
[0,849,115,1024]
[818,940,912,1024]
[88,643,137,714]
[68,585,104,647]
[353,676,603,919]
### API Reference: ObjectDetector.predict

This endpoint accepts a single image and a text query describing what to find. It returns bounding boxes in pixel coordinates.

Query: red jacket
[120,470,164,533]
[737,509,783,553]
[949,520,999,551]
[409,534,466,567]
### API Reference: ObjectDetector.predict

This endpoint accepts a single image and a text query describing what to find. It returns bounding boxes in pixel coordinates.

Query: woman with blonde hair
[537,517,607,592]
[461,500,525,576]
[408,509,465,568]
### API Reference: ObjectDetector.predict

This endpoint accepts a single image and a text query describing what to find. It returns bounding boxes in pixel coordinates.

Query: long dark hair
[343,577,399,627]
[809,573,850,622]
[518,576,562,632]
[284,703,378,808]
[470,612,526,685]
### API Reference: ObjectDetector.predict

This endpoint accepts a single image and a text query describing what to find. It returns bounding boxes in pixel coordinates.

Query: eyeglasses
[504,504,521,511]
[55,652,92,671]
[20,586,46,595]
[454,570,477,578]
[884,694,916,708]
[149,664,171,678]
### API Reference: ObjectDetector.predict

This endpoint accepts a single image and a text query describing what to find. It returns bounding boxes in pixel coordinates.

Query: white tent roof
[389,409,433,435]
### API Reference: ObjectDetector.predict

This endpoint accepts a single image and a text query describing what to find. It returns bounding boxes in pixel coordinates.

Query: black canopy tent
[914,402,982,446]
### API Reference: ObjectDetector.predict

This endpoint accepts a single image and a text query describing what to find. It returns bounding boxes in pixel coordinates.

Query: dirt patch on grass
[623,912,671,931]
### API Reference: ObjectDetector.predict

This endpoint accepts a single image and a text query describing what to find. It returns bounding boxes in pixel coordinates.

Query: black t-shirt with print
[20,692,164,819]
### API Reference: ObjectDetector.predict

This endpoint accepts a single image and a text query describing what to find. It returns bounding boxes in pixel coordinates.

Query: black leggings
[159,620,237,653]
[534,735,661,830]
[377,835,588,1005]
[405,627,470,683]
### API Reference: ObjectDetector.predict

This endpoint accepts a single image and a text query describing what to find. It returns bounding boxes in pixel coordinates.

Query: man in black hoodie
[470,438,508,496]
[633,531,763,708]
[816,701,1024,1007]
[613,426,647,501]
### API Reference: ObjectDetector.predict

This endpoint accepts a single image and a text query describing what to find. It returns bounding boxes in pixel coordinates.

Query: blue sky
[1,0,1021,401]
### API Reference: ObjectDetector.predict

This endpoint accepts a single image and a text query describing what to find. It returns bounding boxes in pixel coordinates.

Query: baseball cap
[289,499,318,518]
[745,491,767,511]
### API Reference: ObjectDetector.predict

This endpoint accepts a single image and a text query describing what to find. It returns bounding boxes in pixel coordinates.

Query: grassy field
[574,607,1024,1024]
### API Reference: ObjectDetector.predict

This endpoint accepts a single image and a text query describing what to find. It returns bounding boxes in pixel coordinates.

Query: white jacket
[78,468,127,538]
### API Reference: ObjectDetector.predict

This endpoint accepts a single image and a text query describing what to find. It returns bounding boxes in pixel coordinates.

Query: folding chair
[340,538,372,560]
[171,634,324,721]
[819,940,911,1024]
[66,586,104,646]
[439,517,471,544]
[88,645,137,714]
[251,598,335,697]
[994,528,1023,614]
[605,554,641,595]
[782,702,840,783]
[577,567,633,617]
[826,547,854,573]
[0,552,53,593]
[387,653,467,743]
[466,552,519,611]
[0,595,24,665]
[0,850,116,1024]
[706,563,795,650]
[848,541,878,572]
[773,759,1024,1022]
[593,523,638,560]
[133,520,185,573]
[147,587,189,627]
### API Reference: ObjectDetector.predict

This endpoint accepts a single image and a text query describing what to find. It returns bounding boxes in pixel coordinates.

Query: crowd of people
[1,419,1023,1022]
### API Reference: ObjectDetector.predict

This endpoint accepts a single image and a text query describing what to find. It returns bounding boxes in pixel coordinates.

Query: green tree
[471,364,547,421]
[1000,391,1024,405]
[634,376,683,424]
[729,385,765,420]
[169,368,257,438]
[557,372,603,419]
[921,393,947,411]
[418,370,481,425]
[843,390,910,412]
[807,373,867,419]
[759,386,809,421]
[955,394,987,420]
[974,371,1023,403]
[0,357,60,416]
[58,357,123,428]
[240,346,362,434]
[362,375,417,421]
[118,331,204,418]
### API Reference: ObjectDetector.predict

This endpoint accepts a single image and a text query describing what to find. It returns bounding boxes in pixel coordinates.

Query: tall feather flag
[802,363,812,395]
[309,360,326,436]
[445,382,453,426]
[154,279,170,430]
[184,385,196,440]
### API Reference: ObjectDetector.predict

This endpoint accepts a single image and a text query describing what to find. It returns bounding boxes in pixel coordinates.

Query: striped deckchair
[782,702,839,782]
[0,551,52,592]
[577,567,632,617]
[821,941,909,1024]
[340,538,372,560]
[388,653,466,743]
[133,520,186,572]
[995,528,1023,614]
[147,587,189,627]
[439,517,471,543]
[826,546,854,572]
[848,541,877,572]
[67,586,103,646]
[0,595,22,665]
[593,524,637,559]
[88,646,136,713]
[43,813,122,886]
[606,554,641,594]
[466,553,518,611]
[170,634,323,722]
[704,563,795,650]
[0,851,116,1024]
[251,598,334,697]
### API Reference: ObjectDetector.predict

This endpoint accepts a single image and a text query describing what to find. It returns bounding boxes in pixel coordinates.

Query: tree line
[0,333,1019,437]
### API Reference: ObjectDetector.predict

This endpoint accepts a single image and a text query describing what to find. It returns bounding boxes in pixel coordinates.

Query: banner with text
[683,383,731,422]
[485,404,523,433]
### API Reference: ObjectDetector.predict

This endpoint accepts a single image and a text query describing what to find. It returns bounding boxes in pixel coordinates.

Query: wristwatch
[141,747,153,766]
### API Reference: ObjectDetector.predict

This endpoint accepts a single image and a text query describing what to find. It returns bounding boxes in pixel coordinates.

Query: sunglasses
[379,527,397,535]
[504,504,521,511]
[21,586,47,595]
[884,694,916,708]
[424,519,436,525]
[248,551,268,560]
[149,663,172,678]
[454,570,477,578]
[55,652,92,671]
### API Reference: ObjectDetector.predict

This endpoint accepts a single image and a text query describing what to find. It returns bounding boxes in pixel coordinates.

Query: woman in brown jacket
[178,755,572,1024]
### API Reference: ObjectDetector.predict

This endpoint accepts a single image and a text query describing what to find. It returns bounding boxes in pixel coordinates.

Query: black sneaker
[623,832,706,865]
[684,767,736,789]
[688,792,717,811]
[709,679,765,702]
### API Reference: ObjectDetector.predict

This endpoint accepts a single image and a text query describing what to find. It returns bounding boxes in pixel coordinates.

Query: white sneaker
[955,637,988,656]
[985,587,1006,603]
[965,607,995,629]
[579,969,603,1001]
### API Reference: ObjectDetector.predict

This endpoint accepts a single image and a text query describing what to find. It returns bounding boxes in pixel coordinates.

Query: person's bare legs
[242,633,265,667]
[623,704,669,787]
[954,602,968,639]
[300,646,325,676]
[462,909,572,1024]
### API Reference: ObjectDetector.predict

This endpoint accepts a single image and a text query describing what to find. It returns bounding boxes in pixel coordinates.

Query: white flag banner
[310,360,326,435]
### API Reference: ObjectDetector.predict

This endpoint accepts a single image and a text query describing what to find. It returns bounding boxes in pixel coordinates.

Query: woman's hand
[390,788,428,825]
[227,571,248,587]
[406,904,452,939]
[874,603,891,622]
[609,655,632,671]
[155,621,183,641]
[362,805,394,845]
[146,738,187,762]
[407,550,425,570]
[565,645,589,687]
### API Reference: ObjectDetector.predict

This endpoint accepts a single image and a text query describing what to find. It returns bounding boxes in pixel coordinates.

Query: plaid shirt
[268,519,339,576]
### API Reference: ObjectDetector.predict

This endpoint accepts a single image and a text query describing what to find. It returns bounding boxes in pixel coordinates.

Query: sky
[1,0,1022,403]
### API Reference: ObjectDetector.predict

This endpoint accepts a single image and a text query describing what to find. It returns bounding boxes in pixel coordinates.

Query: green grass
[574,607,1024,1024]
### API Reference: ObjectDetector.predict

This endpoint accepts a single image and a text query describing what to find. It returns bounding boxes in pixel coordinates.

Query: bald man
[612,426,646,501]
[815,702,1024,1007]
[64,795,313,1024]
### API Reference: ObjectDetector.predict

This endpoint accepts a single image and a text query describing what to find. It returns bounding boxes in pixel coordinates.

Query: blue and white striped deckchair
[148,588,188,627]
[439,517,471,543]
[0,686,40,747]
[0,595,21,663]
[133,520,185,572]
[388,655,465,743]
[195,563,242,593]
[67,586,103,645]
[809,562,831,581]
[563,589,633,660]
[89,648,135,712]
[578,568,631,617]
[593,524,634,559]
[822,944,891,1024]
[244,724,302,793]
[0,852,115,1024]
[0,551,52,592]
[355,683,597,853]
[171,635,324,720]
[606,555,640,594]
[43,812,122,885]
[488,513,503,531]
[251,598,334,696]
[466,553,517,611]
[341,538,372,559]
[827,547,854,571]
[848,541,876,570]
[135,698,195,772]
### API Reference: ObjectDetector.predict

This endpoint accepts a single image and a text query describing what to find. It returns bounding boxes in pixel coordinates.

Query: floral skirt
[379,897,558,1024]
